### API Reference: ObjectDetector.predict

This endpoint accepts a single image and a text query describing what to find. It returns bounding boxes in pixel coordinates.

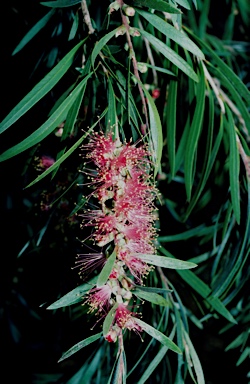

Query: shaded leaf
[24,107,106,187]
[58,333,102,362]
[133,289,169,306]
[137,10,204,59]
[12,10,55,55]
[138,29,199,82]
[0,74,92,162]
[131,0,181,13]
[41,0,81,7]
[0,39,86,134]
[47,276,98,309]
[92,27,121,68]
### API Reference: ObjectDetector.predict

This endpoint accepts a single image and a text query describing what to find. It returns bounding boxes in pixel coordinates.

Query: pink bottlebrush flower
[114,304,142,333]
[73,252,106,278]
[118,251,153,284]
[39,155,55,169]
[86,284,112,314]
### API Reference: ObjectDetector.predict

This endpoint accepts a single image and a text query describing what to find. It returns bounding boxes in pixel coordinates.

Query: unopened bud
[123,5,135,17]
[129,27,140,37]
[137,62,148,73]
[115,25,126,37]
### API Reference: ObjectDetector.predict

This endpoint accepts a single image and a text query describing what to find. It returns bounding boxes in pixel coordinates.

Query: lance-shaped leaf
[24,107,106,188]
[131,0,181,13]
[0,39,86,134]
[139,82,163,177]
[225,107,241,224]
[138,29,199,82]
[0,73,92,162]
[133,289,169,306]
[184,331,205,384]
[184,63,206,200]
[103,303,119,336]
[58,332,102,362]
[137,10,204,59]
[41,0,81,7]
[13,10,55,55]
[92,27,121,68]
[47,276,98,309]
[97,250,116,288]
[135,318,181,354]
[135,254,197,269]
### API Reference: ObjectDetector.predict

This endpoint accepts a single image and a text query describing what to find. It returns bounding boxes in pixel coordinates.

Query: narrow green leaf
[0,74,92,162]
[41,0,81,7]
[134,289,169,306]
[206,296,237,324]
[12,10,55,55]
[103,303,119,336]
[139,82,163,176]
[141,62,175,76]
[236,347,250,366]
[184,64,206,200]
[24,108,106,188]
[47,276,98,309]
[0,39,86,134]
[184,331,205,384]
[184,111,224,220]
[131,0,181,13]
[52,80,87,177]
[106,80,117,133]
[92,27,121,68]
[136,254,197,269]
[58,332,102,362]
[158,224,218,242]
[133,285,172,294]
[137,344,170,384]
[137,10,204,59]
[136,318,182,354]
[166,79,178,178]
[186,28,250,105]
[175,0,190,9]
[97,250,116,288]
[226,106,240,224]
[138,29,199,82]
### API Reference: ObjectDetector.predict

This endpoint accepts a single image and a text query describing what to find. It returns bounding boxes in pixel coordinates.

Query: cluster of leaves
[1,0,249,383]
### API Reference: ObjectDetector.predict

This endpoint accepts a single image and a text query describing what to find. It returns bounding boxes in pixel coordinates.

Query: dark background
[0,1,249,383]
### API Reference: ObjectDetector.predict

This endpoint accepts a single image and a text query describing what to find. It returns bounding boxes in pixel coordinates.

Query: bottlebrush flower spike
[80,131,158,341]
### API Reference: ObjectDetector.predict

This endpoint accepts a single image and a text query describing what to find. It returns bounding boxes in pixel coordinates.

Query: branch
[81,0,95,34]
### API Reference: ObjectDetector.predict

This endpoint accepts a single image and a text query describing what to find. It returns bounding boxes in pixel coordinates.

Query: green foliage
[1,0,250,383]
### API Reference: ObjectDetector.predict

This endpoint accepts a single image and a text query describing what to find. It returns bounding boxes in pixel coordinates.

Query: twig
[81,0,95,34]
[138,20,158,86]
[117,0,149,131]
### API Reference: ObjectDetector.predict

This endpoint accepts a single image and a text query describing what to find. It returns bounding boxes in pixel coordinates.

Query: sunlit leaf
[97,250,116,288]
[184,63,206,200]
[136,318,182,354]
[136,254,197,269]
[133,289,169,306]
